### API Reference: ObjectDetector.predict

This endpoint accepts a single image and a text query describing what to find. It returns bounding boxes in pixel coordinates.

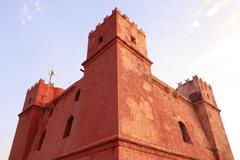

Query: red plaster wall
[9,106,44,160]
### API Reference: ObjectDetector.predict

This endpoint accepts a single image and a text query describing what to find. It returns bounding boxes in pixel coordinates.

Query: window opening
[74,89,81,101]
[98,36,103,43]
[178,121,192,143]
[131,36,136,44]
[37,131,46,150]
[63,116,74,138]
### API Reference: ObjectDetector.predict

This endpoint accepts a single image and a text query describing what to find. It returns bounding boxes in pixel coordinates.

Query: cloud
[192,20,200,28]
[197,11,240,69]
[206,3,222,17]
[35,1,45,12]
[186,0,240,32]
[21,5,32,24]
[20,0,47,24]
[220,13,240,35]
[186,19,200,32]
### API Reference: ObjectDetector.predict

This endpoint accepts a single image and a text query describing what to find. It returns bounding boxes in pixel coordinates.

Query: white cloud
[192,20,200,28]
[35,1,45,12]
[186,19,200,32]
[20,0,47,24]
[206,3,222,17]
[198,11,240,66]
[21,5,32,24]
[220,13,240,35]
[205,0,240,17]
[187,0,240,32]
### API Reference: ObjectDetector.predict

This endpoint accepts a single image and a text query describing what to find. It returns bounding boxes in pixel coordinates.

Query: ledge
[194,100,221,112]
[18,105,45,117]
[54,135,203,160]
[152,76,194,106]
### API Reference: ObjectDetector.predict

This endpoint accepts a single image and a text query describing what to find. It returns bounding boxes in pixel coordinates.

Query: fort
[9,8,233,160]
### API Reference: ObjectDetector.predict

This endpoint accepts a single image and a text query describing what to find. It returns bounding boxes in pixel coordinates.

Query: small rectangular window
[98,36,103,44]
[131,36,136,44]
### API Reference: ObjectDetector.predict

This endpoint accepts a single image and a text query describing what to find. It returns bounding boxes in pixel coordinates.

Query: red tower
[9,8,234,160]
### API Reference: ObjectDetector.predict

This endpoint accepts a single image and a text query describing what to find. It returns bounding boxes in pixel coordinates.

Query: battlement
[177,75,217,107]
[23,79,63,111]
[27,79,54,92]
[88,8,145,38]
[177,75,212,90]
[86,7,148,62]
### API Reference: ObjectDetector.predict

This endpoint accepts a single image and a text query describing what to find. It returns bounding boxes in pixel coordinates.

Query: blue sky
[1,0,240,159]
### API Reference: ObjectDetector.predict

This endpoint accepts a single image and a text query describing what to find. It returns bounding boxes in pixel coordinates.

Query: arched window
[37,131,46,151]
[74,89,81,101]
[178,121,192,144]
[63,116,74,138]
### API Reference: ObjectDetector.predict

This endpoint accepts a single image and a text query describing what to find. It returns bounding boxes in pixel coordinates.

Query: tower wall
[9,106,44,160]
[87,10,117,59]
[9,80,63,160]
[195,102,234,160]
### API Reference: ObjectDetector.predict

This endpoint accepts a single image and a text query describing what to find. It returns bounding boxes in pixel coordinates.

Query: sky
[0,0,240,159]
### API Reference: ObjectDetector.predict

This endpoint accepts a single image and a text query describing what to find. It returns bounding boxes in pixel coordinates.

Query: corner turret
[177,75,233,159]
[23,79,63,111]
[177,75,217,108]
[9,80,63,160]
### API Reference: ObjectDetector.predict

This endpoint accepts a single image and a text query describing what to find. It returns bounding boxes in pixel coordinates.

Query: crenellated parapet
[88,8,145,38]
[178,75,212,90]
[23,79,63,111]
[86,7,149,64]
[177,75,217,107]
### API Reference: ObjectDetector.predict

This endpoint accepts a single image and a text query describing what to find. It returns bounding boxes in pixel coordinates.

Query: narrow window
[207,93,210,99]
[63,116,74,138]
[28,98,32,104]
[37,131,46,151]
[49,108,54,117]
[98,36,103,44]
[74,89,81,101]
[178,121,192,144]
[131,36,136,44]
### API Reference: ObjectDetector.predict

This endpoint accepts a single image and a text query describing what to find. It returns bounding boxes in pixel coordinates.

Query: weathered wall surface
[117,43,215,159]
